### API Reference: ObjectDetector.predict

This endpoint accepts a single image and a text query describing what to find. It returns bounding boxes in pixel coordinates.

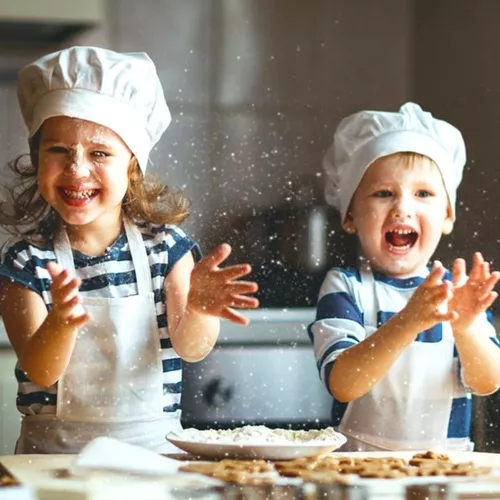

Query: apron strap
[359,259,378,331]
[123,218,153,295]
[53,218,153,295]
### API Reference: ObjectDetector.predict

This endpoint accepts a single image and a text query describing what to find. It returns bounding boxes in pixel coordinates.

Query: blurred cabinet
[0,349,20,454]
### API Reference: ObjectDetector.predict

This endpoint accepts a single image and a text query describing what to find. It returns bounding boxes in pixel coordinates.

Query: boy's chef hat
[323,102,466,221]
[17,45,171,173]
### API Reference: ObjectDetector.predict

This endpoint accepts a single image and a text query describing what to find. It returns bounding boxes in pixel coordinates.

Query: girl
[0,46,259,454]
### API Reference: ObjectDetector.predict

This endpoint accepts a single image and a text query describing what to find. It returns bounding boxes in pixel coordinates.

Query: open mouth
[385,228,418,252]
[58,187,100,205]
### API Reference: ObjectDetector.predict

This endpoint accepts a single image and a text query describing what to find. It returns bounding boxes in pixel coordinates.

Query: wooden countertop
[3,451,500,499]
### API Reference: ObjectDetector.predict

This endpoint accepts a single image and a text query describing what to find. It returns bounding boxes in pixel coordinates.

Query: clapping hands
[449,252,500,334]
[46,262,90,328]
[405,252,500,335]
[186,243,259,325]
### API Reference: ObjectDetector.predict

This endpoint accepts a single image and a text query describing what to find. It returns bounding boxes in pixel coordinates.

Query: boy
[310,102,500,451]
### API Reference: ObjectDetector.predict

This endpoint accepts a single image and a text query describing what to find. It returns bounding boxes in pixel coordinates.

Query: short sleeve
[308,267,366,386]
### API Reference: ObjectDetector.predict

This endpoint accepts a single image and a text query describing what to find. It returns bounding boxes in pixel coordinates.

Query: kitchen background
[0,0,499,453]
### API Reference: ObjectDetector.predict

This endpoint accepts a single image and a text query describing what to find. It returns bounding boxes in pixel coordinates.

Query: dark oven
[181,308,332,430]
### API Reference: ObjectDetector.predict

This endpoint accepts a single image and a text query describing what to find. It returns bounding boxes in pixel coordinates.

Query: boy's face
[344,154,454,278]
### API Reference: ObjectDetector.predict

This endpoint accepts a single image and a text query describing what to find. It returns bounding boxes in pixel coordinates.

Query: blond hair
[0,131,189,244]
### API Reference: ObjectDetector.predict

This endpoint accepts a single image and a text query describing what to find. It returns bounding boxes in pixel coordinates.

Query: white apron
[16,218,182,454]
[337,262,471,451]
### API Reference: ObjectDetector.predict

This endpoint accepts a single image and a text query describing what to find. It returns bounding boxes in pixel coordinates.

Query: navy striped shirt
[0,222,200,419]
[309,266,500,444]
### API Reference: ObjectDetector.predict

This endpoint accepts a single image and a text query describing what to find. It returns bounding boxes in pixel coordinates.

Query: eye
[416,189,433,198]
[47,146,68,154]
[372,189,392,198]
[92,151,110,158]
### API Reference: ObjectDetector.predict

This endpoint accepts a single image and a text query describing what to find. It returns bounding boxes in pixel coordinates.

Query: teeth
[62,189,96,199]
[388,243,411,252]
[390,229,415,235]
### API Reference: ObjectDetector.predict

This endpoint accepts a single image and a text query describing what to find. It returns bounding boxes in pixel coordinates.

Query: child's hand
[449,252,500,335]
[187,243,259,325]
[46,262,90,328]
[401,261,457,332]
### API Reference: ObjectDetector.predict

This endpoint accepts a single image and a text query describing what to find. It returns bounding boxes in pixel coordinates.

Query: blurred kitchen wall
[0,0,412,253]
[414,0,500,273]
[2,0,499,281]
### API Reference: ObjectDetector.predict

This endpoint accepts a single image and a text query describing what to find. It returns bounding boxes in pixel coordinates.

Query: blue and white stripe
[0,222,200,419]
[309,266,499,440]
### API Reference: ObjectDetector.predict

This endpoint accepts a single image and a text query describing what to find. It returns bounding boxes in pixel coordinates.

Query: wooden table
[3,451,500,499]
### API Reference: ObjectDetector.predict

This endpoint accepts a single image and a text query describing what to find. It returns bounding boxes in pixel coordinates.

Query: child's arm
[449,253,500,395]
[0,262,90,387]
[328,263,455,402]
[166,243,259,362]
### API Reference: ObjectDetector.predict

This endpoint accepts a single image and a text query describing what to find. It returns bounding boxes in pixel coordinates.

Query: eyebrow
[40,138,114,148]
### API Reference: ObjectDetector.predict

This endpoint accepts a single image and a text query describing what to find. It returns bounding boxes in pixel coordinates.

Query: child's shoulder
[320,266,362,295]
[1,234,54,265]
[329,266,362,282]
[135,222,191,242]
[134,222,198,256]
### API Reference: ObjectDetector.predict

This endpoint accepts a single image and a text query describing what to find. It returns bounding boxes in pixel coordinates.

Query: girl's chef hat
[323,102,466,222]
[17,45,171,173]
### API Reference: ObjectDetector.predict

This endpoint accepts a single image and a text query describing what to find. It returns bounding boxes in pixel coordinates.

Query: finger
[46,261,63,278]
[477,272,500,300]
[435,310,458,323]
[218,264,253,282]
[475,292,498,312]
[49,267,72,290]
[226,281,259,294]
[451,259,466,287]
[220,307,250,325]
[67,312,91,328]
[57,295,83,317]
[200,243,232,269]
[425,261,446,287]
[482,261,491,281]
[469,252,484,282]
[52,278,81,309]
[426,281,453,306]
[58,277,82,301]
[227,295,260,309]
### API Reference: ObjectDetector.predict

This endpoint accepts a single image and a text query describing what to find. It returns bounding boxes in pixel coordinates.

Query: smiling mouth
[385,228,418,251]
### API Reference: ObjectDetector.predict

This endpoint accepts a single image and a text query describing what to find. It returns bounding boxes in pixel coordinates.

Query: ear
[442,206,454,235]
[342,214,356,235]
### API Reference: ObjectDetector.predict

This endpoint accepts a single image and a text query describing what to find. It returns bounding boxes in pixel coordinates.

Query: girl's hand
[46,262,90,328]
[400,261,457,332]
[187,243,259,325]
[449,252,500,335]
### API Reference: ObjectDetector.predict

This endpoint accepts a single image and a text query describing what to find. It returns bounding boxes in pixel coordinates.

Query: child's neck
[64,219,123,257]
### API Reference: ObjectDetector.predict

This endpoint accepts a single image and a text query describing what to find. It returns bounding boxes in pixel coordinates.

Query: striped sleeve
[0,237,52,296]
[308,267,366,386]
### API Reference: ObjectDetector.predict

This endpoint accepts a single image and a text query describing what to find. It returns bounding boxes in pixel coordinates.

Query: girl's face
[344,154,454,278]
[38,116,133,229]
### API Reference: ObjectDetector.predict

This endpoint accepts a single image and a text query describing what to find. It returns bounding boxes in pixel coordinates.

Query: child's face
[37,116,133,228]
[345,154,454,278]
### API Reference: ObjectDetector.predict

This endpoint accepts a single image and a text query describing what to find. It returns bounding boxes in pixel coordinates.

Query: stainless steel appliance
[181,308,332,429]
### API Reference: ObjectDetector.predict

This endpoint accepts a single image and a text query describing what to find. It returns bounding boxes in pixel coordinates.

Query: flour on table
[171,425,344,445]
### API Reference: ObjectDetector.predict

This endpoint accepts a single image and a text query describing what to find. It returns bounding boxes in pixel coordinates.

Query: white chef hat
[323,102,466,222]
[17,45,171,173]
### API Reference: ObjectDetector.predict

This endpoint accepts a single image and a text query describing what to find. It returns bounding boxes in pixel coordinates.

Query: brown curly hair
[0,130,190,244]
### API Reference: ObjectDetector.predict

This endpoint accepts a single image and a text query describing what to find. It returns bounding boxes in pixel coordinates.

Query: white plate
[166,433,347,460]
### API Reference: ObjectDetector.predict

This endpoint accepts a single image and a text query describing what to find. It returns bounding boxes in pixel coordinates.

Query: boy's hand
[400,261,457,332]
[187,243,259,325]
[46,262,90,328]
[449,252,500,335]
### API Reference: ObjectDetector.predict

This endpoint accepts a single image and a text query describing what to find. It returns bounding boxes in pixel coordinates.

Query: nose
[65,150,91,177]
[391,193,414,220]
